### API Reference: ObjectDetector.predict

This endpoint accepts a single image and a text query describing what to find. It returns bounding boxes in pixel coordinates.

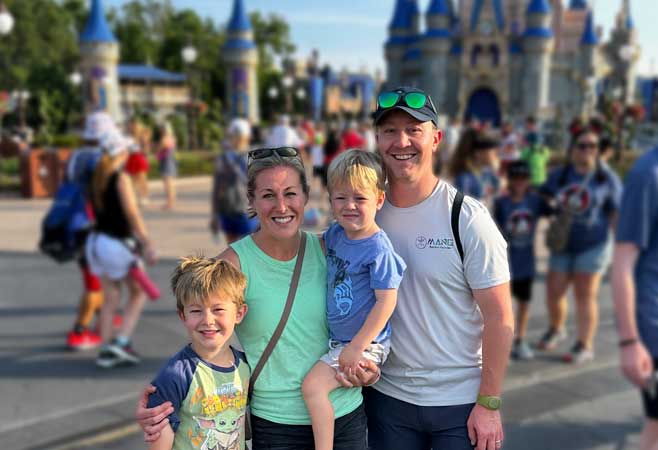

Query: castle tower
[79,0,122,123]
[579,10,599,117]
[568,0,588,9]
[608,0,638,104]
[385,0,414,88]
[421,0,452,111]
[222,0,259,123]
[521,0,554,118]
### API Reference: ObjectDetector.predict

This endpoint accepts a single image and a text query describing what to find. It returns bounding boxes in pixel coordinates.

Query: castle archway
[464,88,501,127]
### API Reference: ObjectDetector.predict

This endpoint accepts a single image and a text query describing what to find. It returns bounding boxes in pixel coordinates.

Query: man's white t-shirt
[374,180,510,406]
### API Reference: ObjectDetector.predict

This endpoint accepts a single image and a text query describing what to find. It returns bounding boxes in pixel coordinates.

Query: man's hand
[136,385,174,442]
[620,342,654,389]
[338,344,362,373]
[467,404,504,450]
[335,358,380,388]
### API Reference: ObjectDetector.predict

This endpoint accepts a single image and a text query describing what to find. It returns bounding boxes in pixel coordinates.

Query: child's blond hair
[171,256,247,313]
[327,149,386,195]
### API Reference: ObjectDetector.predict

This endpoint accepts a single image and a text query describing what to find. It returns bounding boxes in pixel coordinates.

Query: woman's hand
[335,359,380,388]
[143,242,158,266]
[136,385,173,442]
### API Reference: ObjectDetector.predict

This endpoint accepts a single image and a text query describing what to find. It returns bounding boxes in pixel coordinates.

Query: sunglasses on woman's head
[377,91,436,112]
[247,147,300,164]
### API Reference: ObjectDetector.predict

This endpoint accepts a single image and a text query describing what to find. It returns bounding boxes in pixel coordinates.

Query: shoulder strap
[451,191,465,263]
[247,232,307,399]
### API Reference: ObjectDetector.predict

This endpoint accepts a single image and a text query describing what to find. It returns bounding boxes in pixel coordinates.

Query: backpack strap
[451,191,465,263]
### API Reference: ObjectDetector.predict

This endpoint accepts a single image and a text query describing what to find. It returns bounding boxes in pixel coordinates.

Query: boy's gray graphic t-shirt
[375,180,510,406]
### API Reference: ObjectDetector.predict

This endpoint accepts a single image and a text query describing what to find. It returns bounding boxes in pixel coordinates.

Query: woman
[125,118,151,206]
[86,131,157,368]
[156,122,177,210]
[137,147,377,449]
[449,129,501,207]
[210,118,259,244]
[536,128,622,363]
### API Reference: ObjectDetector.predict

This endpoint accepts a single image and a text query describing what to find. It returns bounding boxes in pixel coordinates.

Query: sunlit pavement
[0,177,641,450]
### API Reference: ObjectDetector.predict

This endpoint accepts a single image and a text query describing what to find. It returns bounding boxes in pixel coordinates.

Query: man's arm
[611,243,654,388]
[467,282,514,450]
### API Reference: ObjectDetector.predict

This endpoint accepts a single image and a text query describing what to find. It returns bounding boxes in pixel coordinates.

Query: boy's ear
[376,190,386,210]
[235,304,248,324]
[178,310,185,322]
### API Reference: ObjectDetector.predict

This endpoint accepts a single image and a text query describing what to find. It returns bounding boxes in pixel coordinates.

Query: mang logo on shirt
[415,235,454,250]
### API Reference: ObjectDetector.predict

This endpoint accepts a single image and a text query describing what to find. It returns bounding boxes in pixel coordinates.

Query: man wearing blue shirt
[612,147,658,450]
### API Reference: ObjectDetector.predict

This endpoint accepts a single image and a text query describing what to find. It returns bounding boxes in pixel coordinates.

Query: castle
[384,0,640,126]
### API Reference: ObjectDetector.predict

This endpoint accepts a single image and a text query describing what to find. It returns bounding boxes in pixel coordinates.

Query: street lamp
[0,3,14,36]
[267,86,279,99]
[181,44,198,150]
[69,71,82,87]
[282,75,294,113]
[296,87,306,100]
[12,90,29,128]
[615,44,636,160]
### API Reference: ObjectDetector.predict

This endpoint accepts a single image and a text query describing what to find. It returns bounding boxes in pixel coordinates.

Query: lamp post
[616,44,635,160]
[13,90,29,128]
[282,75,293,114]
[181,44,198,150]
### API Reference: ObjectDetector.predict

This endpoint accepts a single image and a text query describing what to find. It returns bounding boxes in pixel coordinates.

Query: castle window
[471,45,482,66]
[489,44,500,66]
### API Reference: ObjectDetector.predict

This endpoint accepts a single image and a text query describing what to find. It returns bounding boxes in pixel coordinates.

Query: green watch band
[476,394,502,410]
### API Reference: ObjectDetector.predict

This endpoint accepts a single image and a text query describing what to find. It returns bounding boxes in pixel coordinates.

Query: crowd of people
[48,84,657,450]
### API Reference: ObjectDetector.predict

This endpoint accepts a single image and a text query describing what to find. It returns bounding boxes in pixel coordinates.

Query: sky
[104,0,657,77]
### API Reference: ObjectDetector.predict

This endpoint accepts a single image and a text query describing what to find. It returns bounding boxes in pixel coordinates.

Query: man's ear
[433,128,443,153]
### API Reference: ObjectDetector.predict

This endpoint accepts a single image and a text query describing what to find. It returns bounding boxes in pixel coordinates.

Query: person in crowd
[210,118,259,245]
[366,86,513,450]
[435,116,461,176]
[599,135,614,167]
[146,257,249,450]
[359,121,377,152]
[612,145,658,450]
[310,121,327,192]
[138,146,374,450]
[494,160,551,360]
[137,86,513,450]
[499,121,520,174]
[341,120,365,150]
[520,131,550,188]
[125,118,151,207]
[156,122,178,210]
[323,122,343,185]
[86,130,157,368]
[536,128,622,363]
[302,150,406,450]
[266,114,304,149]
[450,130,501,207]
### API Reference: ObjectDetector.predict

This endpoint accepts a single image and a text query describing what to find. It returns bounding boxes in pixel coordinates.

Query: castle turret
[422,0,452,110]
[222,0,259,123]
[609,0,638,104]
[568,0,588,9]
[79,0,122,123]
[385,0,415,87]
[579,11,599,117]
[521,0,554,118]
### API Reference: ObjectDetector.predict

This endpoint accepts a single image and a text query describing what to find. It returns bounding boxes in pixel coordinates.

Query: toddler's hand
[338,344,363,373]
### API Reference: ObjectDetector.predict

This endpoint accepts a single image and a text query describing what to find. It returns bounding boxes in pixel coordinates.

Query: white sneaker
[512,340,535,360]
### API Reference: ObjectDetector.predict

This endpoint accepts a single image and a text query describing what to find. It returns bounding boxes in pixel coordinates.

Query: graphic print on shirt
[192,382,247,450]
[557,182,596,225]
[327,248,353,316]
[505,208,534,247]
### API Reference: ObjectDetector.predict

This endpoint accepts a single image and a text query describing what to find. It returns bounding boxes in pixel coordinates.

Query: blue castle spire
[80,0,116,43]
[427,0,450,15]
[569,0,588,9]
[470,0,505,32]
[228,0,251,32]
[624,0,635,29]
[581,11,598,45]
[390,0,413,29]
[527,0,551,14]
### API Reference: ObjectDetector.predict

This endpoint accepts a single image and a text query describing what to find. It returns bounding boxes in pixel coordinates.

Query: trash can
[20,148,71,198]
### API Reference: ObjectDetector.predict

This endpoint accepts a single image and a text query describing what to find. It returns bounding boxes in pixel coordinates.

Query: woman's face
[572,132,599,170]
[250,165,308,241]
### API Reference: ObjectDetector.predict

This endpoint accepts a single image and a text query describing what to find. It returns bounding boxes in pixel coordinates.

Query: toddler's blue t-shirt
[323,222,406,343]
[541,165,622,253]
[147,345,249,450]
[494,192,550,280]
[615,148,658,357]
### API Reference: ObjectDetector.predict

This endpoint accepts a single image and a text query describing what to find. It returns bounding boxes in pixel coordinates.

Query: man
[265,114,304,149]
[365,86,514,450]
[611,146,658,450]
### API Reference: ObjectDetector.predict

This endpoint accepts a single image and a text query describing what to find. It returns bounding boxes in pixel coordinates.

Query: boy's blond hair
[171,256,247,313]
[327,149,386,195]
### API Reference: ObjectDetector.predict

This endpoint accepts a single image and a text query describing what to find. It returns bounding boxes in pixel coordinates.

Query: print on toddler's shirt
[505,209,534,247]
[327,248,353,316]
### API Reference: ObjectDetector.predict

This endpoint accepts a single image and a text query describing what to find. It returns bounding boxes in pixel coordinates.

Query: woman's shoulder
[217,246,241,271]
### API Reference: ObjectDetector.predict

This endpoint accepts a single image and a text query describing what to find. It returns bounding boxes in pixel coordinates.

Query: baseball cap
[507,160,531,178]
[99,130,130,157]
[82,111,118,142]
[372,86,439,128]
[227,118,252,139]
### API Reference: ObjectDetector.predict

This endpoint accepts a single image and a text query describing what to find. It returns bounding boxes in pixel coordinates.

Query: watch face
[488,397,501,409]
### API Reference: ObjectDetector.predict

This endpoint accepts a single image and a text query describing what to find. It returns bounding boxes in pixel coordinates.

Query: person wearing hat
[86,130,158,368]
[520,130,550,187]
[363,86,513,450]
[210,118,259,244]
[494,160,552,360]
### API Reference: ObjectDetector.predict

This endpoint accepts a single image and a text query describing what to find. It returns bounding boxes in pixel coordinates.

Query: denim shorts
[320,339,390,369]
[549,239,613,274]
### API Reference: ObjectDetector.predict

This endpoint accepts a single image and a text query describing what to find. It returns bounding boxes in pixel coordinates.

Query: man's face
[375,110,441,184]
